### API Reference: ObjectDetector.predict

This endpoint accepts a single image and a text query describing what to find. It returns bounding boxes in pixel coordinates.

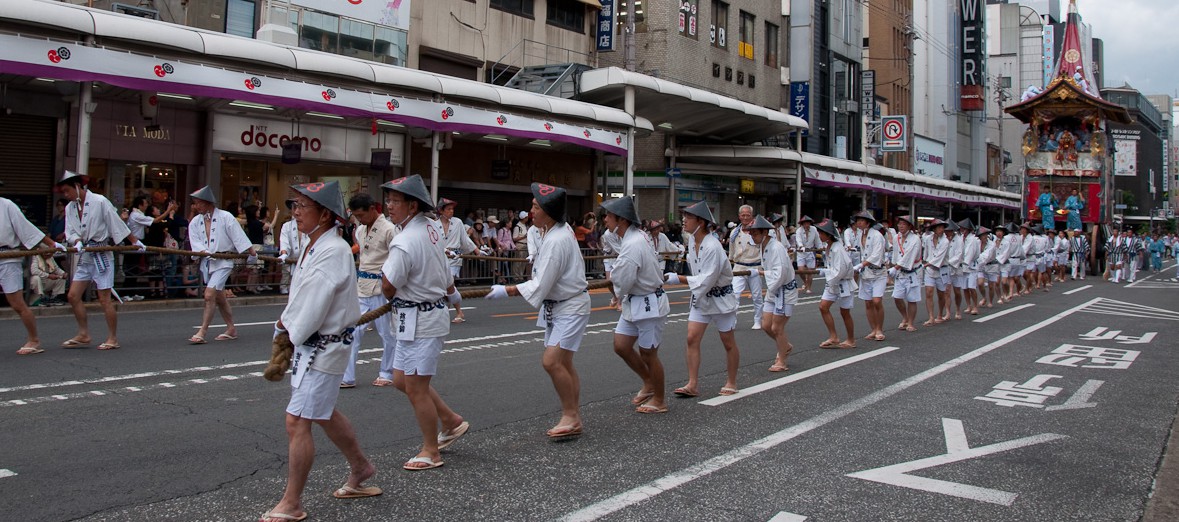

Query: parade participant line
[699,347,900,406]
[558,298,1102,522]
[972,303,1034,323]
[1062,285,1092,295]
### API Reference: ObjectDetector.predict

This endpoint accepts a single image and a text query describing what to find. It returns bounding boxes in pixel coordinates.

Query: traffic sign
[881,115,907,152]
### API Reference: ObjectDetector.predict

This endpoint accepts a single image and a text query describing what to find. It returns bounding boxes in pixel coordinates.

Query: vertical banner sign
[959,0,984,111]
[790,82,810,135]
[597,0,616,52]
[881,115,908,152]
[861,70,875,115]
[678,1,699,38]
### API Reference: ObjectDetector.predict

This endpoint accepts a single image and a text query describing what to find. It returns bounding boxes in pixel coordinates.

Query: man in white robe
[794,216,822,294]
[890,215,923,331]
[602,197,670,413]
[487,183,590,439]
[436,197,476,323]
[665,201,741,397]
[380,175,469,469]
[728,205,765,330]
[945,221,966,320]
[263,181,379,522]
[187,186,256,344]
[58,171,143,350]
[816,219,856,348]
[851,211,887,341]
[958,220,981,316]
[277,199,306,295]
[750,216,797,371]
[343,193,398,388]
[976,227,1001,307]
[921,220,950,326]
[1,188,65,354]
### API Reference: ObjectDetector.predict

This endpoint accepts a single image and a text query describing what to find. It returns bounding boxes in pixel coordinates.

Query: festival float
[1003,0,1131,230]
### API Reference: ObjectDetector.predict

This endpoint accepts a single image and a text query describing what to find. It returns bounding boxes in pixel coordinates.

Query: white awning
[578,67,808,144]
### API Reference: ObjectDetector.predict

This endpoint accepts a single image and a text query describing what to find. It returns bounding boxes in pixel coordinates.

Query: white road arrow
[0,469,16,479]
[846,418,1067,506]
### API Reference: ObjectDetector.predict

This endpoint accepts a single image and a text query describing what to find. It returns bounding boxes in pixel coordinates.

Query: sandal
[672,387,699,398]
[631,391,655,405]
[16,346,44,355]
[768,363,789,372]
[819,339,839,348]
[837,341,856,349]
[718,387,739,396]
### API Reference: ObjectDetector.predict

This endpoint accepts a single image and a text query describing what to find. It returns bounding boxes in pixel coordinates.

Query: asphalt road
[3,264,1179,522]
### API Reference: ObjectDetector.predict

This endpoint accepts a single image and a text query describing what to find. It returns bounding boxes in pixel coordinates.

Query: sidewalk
[0,293,290,320]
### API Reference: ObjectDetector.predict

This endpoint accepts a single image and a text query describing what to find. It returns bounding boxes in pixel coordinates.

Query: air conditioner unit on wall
[112,3,159,20]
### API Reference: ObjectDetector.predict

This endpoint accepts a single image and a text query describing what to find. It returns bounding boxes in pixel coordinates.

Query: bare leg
[214,290,237,337]
[717,329,740,390]
[613,333,652,394]
[683,321,707,393]
[839,307,855,344]
[394,372,444,464]
[637,348,666,408]
[266,414,315,520]
[541,346,581,429]
[316,410,375,488]
[923,286,937,325]
[66,280,91,343]
[95,289,118,346]
[820,300,839,341]
[6,291,39,348]
[195,287,218,340]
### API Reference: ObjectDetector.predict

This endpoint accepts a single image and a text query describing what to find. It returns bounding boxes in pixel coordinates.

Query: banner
[959,0,985,111]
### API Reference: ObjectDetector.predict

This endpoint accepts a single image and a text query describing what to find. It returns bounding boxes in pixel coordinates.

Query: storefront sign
[861,70,875,115]
[740,179,755,194]
[290,0,410,30]
[114,123,171,141]
[597,1,616,51]
[789,82,810,133]
[1112,128,1140,177]
[212,114,404,165]
[959,0,985,111]
[914,135,945,178]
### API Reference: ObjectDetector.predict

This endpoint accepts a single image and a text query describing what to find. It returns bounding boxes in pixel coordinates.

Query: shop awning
[577,67,809,144]
[0,0,651,155]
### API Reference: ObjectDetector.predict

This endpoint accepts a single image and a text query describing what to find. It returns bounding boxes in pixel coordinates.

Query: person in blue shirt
[1063,189,1084,231]
[1036,189,1058,231]
[1150,233,1165,272]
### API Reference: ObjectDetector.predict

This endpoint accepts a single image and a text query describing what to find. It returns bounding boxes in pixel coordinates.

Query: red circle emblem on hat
[537,184,556,196]
[302,182,325,192]
[388,177,406,185]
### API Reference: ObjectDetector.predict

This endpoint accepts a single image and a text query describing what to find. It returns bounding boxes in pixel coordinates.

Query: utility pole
[994,75,1016,218]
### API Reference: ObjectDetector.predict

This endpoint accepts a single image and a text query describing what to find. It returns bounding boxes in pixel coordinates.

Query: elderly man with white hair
[727,204,764,330]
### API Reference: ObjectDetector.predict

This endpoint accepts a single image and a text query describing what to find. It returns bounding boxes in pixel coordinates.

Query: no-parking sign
[881,115,907,152]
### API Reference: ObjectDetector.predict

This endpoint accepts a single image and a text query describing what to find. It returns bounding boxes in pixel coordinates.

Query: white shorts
[74,252,116,290]
[858,276,887,300]
[393,336,444,376]
[892,270,922,303]
[688,308,737,332]
[449,265,461,278]
[761,300,794,317]
[286,368,342,420]
[545,313,590,352]
[201,265,232,291]
[0,263,23,294]
[615,316,666,349]
[603,260,615,274]
[1037,261,1048,273]
[797,252,816,269]
[966,273,979,289]
[821,285,855,309]
[923,267,948,291]
[984,271,1000,283]
[952,274,969,289]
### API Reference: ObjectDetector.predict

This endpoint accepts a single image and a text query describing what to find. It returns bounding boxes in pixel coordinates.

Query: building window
[547,0,586,32]
[678,0,698,39]
[764,21,779,67]
[491,0,534,18]
[340,18,375,60]
[738,11,754,60]
[301,10,340,53]
[375,26,407,66]
[710,1,727,49]
[616,1,644,34]
[225,0,255,38]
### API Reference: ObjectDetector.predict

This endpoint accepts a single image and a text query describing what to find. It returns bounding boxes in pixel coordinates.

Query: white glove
[486,285,508,300]
[526,255,534,263]
[853,264,865,274]
[665,272,680,284]
[273,322,287,340]
[133,239,147,252]
[888,267,899,278]
[54,242,67,252]
[247,254,258,264]
[447,288,462,305]
[74,241,84,253]
[278,253,289,263]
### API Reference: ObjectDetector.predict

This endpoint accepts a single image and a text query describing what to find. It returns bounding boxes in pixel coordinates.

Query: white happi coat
[978,236,999,274]
[188,208,252,274]
[526,225,542,260]
[923,233,949,268]
[355,214,397,298]
[760,237,798,308]
[996,234,1018,265]
[686,233,738,315]
[516,223,591,321]
[66,191,130,247]
[859,227,887,279]
[283,230,362,385]
[1,197,47,267]
[823,241,856,295]
[795,226,821,252]
[381,214,453,340]
[440,216,476,269]
[126,208,154,242]
[601,228,622,272]
[962,233,981,271]
[893,230,923,271]
[610,226,669,322]
[279,219,307,262]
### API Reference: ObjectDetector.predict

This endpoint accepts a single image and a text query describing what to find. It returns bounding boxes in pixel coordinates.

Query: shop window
[225,0,256,38]
[491,0,534,17]
[738,11,754,60]
[710,1,727,49]
[547,0,585,33]
[765,21,779,67]
[677,0,698,40]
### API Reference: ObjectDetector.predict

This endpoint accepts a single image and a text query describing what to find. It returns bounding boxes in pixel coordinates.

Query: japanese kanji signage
[597,0,616,52]
[789,81,809,135]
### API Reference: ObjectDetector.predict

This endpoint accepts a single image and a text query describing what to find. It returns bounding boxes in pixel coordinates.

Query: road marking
[0,469,16,479]
[1045,380,1103,411]
[1078,298,1179,321]
[558,298,1100,522]
[700,347,900,406]
[1062,285,1092,295]
[846,418,1066,505]
[193,320,274,329]
[767,512,807,522]
[973,303,1034,323]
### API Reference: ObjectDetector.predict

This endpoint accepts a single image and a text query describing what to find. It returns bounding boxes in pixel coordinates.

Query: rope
[0,245,285,263]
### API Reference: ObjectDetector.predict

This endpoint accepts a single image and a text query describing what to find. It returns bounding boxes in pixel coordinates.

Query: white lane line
[0,469,16,479]
[1062,285,1092,295]
[700,347,900,406]
[972,303,1033,323]
[558,298,1102,522]
[193,320,275,329]
[768,512,807,522]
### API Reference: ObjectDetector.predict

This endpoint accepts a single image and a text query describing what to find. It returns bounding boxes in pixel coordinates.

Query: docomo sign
[241,125,322,153]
